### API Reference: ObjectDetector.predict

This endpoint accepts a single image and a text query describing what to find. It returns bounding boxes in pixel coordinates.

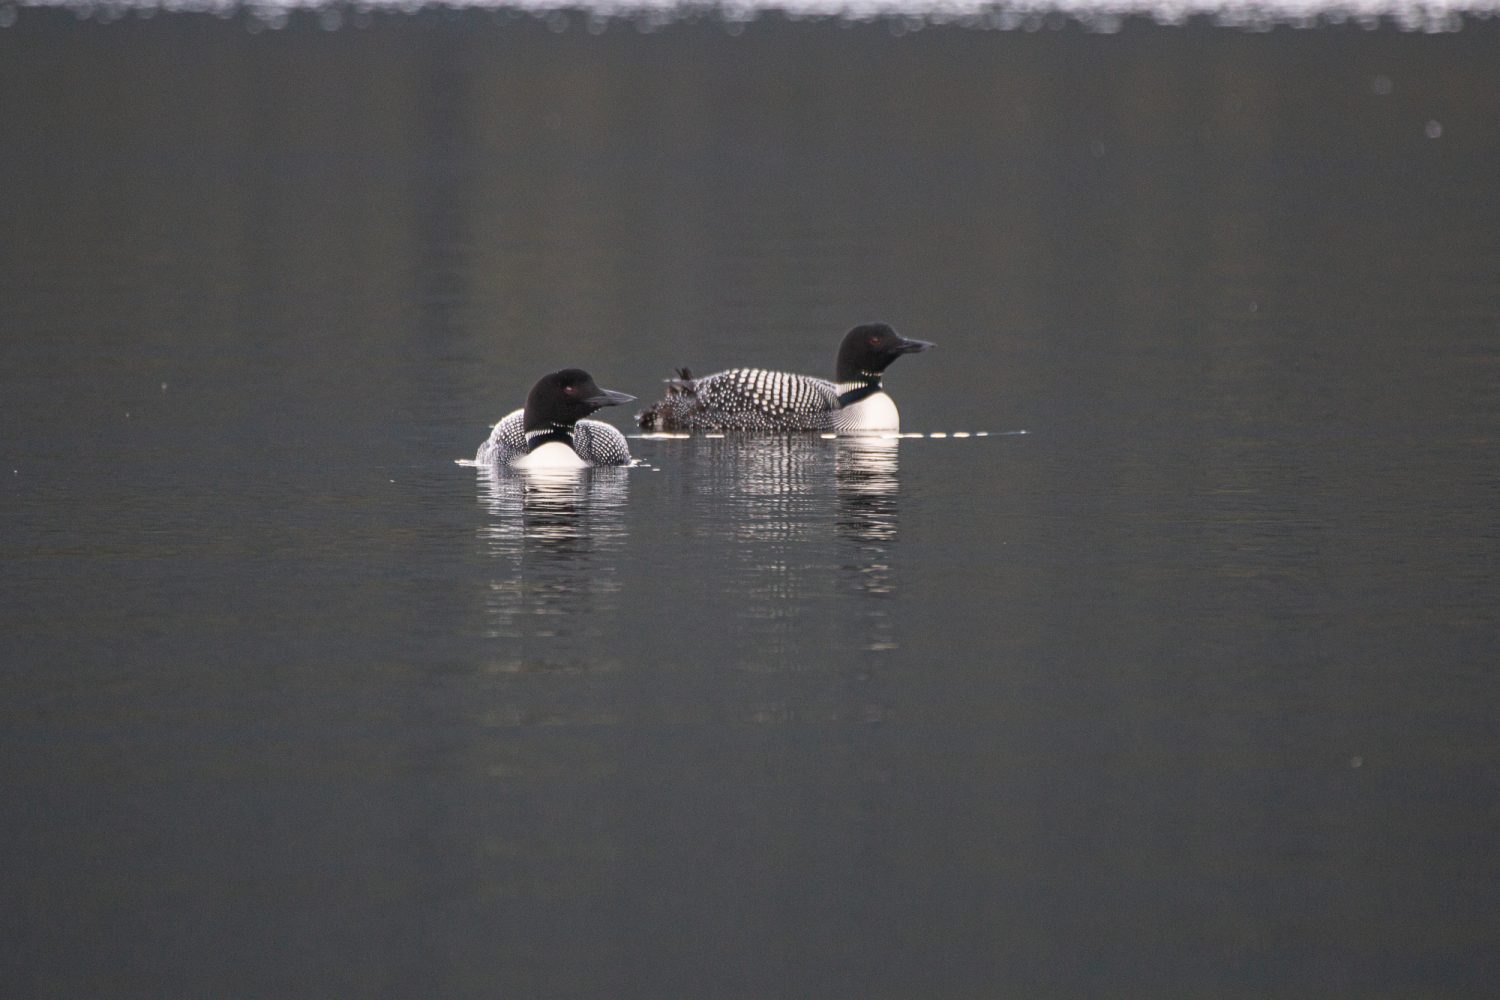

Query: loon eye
[867,335,880,347]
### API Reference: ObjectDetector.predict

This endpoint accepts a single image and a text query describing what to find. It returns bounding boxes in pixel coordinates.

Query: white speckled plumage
[636,323,933,434]
[663,368,842,431]
[476,411,630,467]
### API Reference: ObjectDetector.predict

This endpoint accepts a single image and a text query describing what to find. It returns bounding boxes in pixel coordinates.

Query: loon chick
[635,323,934,434]
[476,369,635,469]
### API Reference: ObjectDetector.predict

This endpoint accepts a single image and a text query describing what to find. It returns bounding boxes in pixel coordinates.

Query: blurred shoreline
[4,0,1499,34]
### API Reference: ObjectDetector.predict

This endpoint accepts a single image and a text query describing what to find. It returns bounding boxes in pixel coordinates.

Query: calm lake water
[2,9,1499,997]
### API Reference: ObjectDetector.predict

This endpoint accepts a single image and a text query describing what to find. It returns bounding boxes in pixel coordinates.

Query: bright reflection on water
[475,466,631,641]
[836,439,901,652]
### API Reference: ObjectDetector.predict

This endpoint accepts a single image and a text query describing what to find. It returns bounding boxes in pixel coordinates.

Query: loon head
[835,323,935,383]
[523,369,635,433]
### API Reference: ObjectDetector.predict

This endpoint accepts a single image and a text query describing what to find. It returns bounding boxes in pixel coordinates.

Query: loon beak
[588,387,636,408]
[896,337,936,354]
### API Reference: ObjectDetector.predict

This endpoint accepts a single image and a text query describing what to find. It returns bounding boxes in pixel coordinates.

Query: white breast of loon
[833,388,900,433]
[512,440,588,470]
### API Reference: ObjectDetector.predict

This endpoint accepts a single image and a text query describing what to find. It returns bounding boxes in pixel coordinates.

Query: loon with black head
[635,323,935,434]
[476,369,635,468]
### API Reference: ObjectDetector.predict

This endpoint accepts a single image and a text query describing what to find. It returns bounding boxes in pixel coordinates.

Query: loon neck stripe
[837,377,883,408]
[526,425,574,451]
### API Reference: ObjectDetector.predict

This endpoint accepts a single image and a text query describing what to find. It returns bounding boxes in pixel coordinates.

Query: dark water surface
[3,11,1499,997]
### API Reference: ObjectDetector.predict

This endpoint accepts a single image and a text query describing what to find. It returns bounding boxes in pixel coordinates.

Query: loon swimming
[476,369,635,469]
[635,323,935,434]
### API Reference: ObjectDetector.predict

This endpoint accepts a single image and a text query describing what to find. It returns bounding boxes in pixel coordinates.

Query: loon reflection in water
[475,465,630,642]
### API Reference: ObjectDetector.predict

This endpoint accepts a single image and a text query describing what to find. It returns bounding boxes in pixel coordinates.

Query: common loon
[476,369,635,469]
[635,323,934,434]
